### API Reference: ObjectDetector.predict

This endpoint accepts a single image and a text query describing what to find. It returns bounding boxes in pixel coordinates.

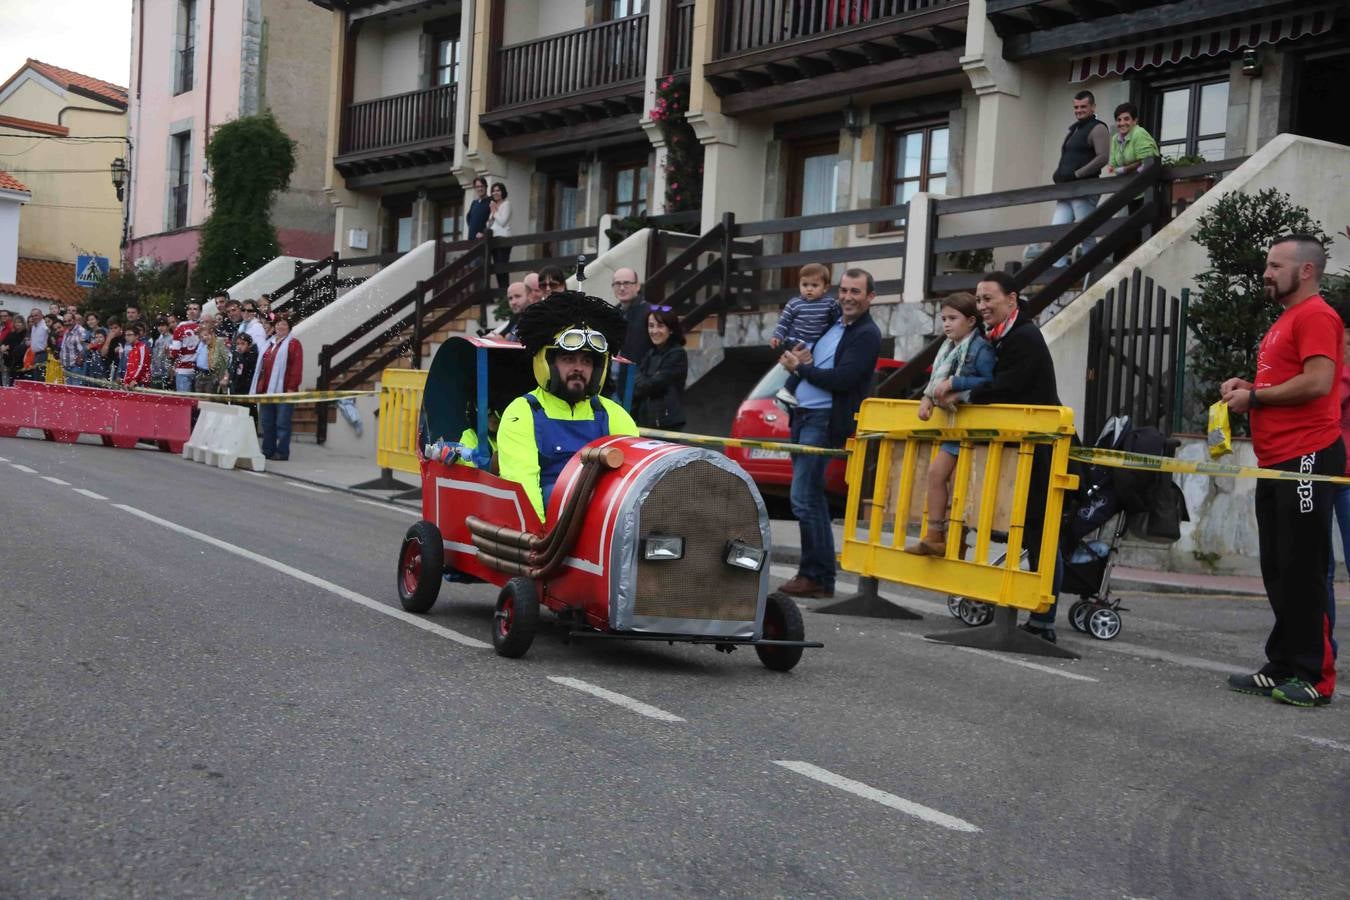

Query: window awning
[1069,6,1339,83]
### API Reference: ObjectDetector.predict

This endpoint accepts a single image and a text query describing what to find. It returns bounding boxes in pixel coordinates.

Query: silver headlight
[642,535,684,561]
[724,540,766,572]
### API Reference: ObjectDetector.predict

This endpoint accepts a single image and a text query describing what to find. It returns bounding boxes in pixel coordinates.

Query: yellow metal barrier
[376,368,429,475]
[841,399,1078,614]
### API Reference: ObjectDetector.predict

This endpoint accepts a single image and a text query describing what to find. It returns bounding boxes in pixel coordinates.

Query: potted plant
[1163,153,1214,214]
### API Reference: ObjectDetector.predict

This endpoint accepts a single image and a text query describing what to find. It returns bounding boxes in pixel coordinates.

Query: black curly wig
[515,290,627,357]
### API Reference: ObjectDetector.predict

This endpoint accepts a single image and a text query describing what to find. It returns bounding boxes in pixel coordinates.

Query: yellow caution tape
[61,373,373,404]
[637,428,849,458]
[1071,446,1350,486]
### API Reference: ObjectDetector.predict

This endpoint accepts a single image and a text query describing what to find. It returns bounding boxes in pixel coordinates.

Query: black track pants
[1255,438,1344,695]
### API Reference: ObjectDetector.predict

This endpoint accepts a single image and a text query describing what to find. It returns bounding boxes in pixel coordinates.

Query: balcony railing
[718,0,950,56]
[493,15,648,109]
[667,1,694,73]
[340,83,456,157]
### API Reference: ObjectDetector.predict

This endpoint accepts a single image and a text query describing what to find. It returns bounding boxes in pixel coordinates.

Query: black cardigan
[632,344,688,428]
[967,302,1061,407]
[967,301,1062,547]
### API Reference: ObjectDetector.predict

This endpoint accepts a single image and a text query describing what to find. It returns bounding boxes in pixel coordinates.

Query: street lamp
[110,157,127,201]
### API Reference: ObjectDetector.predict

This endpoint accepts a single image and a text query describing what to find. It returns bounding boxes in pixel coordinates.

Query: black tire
[756,593,806,672]
[1069,600,1092,633]
[397,520,444,614]
[1087,606,1122,641]
[493,577,540,658]
[946,595,964,619]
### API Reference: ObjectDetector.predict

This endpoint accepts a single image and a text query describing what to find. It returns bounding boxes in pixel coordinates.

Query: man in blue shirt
[777,268,883,598]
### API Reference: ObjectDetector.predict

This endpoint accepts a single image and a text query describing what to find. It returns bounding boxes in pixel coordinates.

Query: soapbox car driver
[498,290,639,519]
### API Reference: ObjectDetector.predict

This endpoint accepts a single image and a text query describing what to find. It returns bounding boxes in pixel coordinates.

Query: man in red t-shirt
[171,300,202,392]
[1221,235,1341,707]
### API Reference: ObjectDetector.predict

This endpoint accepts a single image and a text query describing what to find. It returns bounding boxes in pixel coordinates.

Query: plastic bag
[336,397,363,436]
[1207,400,1232,460]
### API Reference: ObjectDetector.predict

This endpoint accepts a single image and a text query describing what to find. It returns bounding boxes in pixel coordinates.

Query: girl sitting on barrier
[906,292,996,556]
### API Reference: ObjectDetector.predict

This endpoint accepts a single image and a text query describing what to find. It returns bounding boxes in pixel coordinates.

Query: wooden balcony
[986,0,1295,60]
[481,15,648,152]
[665,0,695,74]
[706,0,968,113]
[335,83,456,181]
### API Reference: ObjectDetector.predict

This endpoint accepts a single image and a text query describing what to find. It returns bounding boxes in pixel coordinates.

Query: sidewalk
[268,442,1270,598]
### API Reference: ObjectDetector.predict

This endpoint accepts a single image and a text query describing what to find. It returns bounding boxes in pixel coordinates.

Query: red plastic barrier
[0,381,196,452]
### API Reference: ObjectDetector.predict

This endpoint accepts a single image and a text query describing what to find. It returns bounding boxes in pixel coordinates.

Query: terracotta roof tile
[14,59,128,109]
[0,114,69,137]
[15,258,95,306]
[0,282,63,303]
[0,169,30,194]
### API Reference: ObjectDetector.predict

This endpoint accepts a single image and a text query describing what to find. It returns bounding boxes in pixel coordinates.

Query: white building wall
[0,195,24,283]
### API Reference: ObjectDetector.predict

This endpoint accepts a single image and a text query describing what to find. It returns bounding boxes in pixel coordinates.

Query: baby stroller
[946,416,1187,640]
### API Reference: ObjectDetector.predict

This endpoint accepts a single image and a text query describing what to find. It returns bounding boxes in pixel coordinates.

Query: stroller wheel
[946,595,964,619]
[958,598,995,627]
[1069,600,1092,633]
[1087,606,1122,641]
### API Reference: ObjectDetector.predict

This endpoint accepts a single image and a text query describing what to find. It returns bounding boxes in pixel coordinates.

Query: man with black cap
[497,291,639,520]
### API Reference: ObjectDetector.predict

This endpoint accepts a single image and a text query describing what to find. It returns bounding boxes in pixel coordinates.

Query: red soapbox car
[394,336,821,670]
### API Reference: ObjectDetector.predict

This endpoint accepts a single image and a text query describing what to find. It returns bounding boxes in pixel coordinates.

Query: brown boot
[904,530,946,556]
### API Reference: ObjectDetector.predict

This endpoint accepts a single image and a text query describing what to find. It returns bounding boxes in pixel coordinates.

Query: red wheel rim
[400,538,422,596]
[498,594,514,639]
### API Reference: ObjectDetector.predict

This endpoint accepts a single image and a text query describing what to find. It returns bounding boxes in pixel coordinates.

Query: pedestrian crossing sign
[76,254,110,287]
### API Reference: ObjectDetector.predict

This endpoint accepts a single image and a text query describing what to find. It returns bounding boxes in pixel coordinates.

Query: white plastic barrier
[183,402,266,471]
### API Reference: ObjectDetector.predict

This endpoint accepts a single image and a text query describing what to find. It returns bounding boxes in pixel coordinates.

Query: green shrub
[192,112,296,296]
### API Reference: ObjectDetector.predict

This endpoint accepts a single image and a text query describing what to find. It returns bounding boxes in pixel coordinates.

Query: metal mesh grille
[634,461,761,622]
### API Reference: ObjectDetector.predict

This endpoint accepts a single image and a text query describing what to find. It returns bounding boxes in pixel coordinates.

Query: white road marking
[112,503,491,649]
[355,498,419,516]
[0,455,7,461]
[11,464,37,474]
[1296,734,1350,753]
[773,761,981,834]
[72,488,108,500]
[41,476,71,486]
[286,481,331,493]
[1086,640,1246,675]
[547,676,685,723]
[951,646,1100,683]
[241,470,269,478]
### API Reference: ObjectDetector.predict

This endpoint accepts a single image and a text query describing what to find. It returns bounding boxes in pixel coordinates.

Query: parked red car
[726,358,905,503]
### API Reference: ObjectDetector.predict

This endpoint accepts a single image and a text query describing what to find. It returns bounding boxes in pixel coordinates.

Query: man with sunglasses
[497,291,639,520]
[238,301,269,391]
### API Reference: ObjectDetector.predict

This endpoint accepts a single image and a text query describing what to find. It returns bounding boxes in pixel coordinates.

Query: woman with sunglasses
[632,307,687,429]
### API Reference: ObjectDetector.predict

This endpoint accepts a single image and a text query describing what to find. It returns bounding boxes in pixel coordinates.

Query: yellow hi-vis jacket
[498,387,638,519]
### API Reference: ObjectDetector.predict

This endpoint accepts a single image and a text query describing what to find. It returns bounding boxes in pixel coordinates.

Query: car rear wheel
[493,577,540,658]
[397,520,443,613]
[756,593,805,672]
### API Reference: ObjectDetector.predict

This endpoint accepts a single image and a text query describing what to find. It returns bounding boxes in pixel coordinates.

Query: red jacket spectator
[256,333,303,393]
[123,339,151,386]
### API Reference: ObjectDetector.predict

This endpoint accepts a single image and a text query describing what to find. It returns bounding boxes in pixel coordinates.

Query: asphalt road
[2,437,1348,899]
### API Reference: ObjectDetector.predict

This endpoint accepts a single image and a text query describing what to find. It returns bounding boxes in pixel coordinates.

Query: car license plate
[748,448,790,460]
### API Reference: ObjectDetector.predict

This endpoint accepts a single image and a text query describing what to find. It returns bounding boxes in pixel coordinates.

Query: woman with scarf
[905,292,995,555]
[255,313,303,461]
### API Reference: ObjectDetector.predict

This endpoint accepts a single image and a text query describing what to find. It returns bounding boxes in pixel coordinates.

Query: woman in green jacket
[1106,102,1159,175]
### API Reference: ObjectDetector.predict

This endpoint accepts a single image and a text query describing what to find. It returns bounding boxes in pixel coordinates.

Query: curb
[251,463,423,512]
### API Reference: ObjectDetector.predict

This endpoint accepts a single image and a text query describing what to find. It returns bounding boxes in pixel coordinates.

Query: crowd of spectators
[0,291,303,461]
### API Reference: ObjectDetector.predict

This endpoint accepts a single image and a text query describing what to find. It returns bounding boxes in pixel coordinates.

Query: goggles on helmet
[553,327,609,354]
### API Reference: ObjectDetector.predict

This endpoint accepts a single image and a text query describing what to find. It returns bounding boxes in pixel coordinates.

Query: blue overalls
[525,394,610,510]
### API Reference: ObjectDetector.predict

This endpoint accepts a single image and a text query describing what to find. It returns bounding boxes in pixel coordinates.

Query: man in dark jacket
[1051,90,1109,267]
[778,267,883,598]
[940,271,1064,639]
[466,176,491,239]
